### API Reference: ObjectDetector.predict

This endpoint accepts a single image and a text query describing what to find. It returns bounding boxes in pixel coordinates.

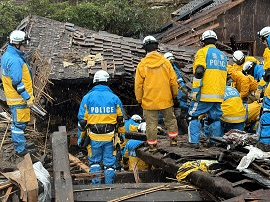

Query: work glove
[255,89,263,100]
[173,97,179,108]
[119,133,125,144]
[192,92,198,102]
[26,99,34,108]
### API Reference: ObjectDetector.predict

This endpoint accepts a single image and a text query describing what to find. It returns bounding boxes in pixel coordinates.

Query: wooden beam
[68,153,90,173]
[51,126,74,201]
[17,154,38,202]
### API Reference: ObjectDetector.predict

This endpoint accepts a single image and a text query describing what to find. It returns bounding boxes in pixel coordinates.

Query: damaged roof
[154,0,244,47]
[0,15,200,81]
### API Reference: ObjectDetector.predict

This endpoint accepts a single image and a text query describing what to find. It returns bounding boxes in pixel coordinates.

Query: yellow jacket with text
[221,86,246,123]
[135,51,178,110]
[192,44,227,102]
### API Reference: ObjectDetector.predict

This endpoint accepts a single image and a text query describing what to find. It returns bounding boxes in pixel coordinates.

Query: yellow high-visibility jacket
[247,101,261,125]
[192,44,227,102]
[263,48,270,70]
[135,51,178,110]
[229,56,260,72]
[221,86,246,123]
[230,71,258,98]
[1,45,34,105]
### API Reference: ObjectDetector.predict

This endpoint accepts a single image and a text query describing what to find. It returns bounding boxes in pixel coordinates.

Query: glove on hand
[26,99,34,108]
[119,134,125,144]
[192,92,198,102]
[255,89,263,100]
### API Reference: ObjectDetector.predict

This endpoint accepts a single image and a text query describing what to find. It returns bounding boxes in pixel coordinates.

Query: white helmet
[242,61,255,75]
[9,30,30,45]
[164,52,175,61]
[138,122,146,133]
[201,30,217,41]
[93,70,110,83]
[143,35,157,47]
[131,114,142,123]
[258,27,270,40]
[233,50,245,65]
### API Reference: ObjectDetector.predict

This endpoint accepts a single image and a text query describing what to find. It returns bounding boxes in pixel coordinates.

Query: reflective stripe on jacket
[135,51,178,110]
[221,86,246,123]
[78,84,126,141]
[1,45,34,105]
[192,44,227,102]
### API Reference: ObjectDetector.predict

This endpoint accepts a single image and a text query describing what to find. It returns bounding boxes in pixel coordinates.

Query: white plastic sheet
[33,161,51,202]
[237,145,270,172]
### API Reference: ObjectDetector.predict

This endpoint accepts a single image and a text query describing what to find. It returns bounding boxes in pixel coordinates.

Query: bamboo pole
[0,122,10,151]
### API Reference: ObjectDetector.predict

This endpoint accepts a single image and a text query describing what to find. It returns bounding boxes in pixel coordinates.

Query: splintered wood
[31,49,54,117]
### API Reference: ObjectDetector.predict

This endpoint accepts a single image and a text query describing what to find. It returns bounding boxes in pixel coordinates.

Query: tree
[0,0,176,46]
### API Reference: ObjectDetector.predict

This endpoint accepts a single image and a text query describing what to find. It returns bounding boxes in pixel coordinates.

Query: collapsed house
[0,10,270,201]
[154,0,270,56]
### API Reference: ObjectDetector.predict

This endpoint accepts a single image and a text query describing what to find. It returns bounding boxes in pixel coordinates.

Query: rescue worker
[77,70,126,184]
[188,30,227,148]
[122,139,149,171]
[245,101,261,133]
[220,85,247,135]
[257,26,270,70]
[230,70,258,103]
[1,30,36,157]
[164,52,189,134]
[125,114,142,132]
[242,61,266,99]
[135,35,179,151]
[228,50,260,72]
[255,27,270,151]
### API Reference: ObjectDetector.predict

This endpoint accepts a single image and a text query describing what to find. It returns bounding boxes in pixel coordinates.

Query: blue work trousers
[89,140,116,184]
[188,101,222,144]
[10,105,28,153]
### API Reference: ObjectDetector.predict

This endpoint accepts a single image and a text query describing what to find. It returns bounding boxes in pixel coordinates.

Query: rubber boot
[90,164,101,184]
[16,148,37,157]
[104,168,116,184]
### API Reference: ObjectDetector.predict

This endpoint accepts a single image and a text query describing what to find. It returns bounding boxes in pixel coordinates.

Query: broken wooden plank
[2,186,13,202]
[51,126,74,201]
[68,153,89,173]
[17,154,38,202]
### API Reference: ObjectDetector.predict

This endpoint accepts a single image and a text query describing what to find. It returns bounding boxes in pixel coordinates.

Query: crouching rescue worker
[245,101,261,133]
[77,70,125,184]
[135,35,179,151]
[220,85,247,135]
[1,30,36,157]
[229,70,258,104]
[187,30,227,148]
[229,50,260,72]
[242,61,265,100]
[125,114,142,132]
